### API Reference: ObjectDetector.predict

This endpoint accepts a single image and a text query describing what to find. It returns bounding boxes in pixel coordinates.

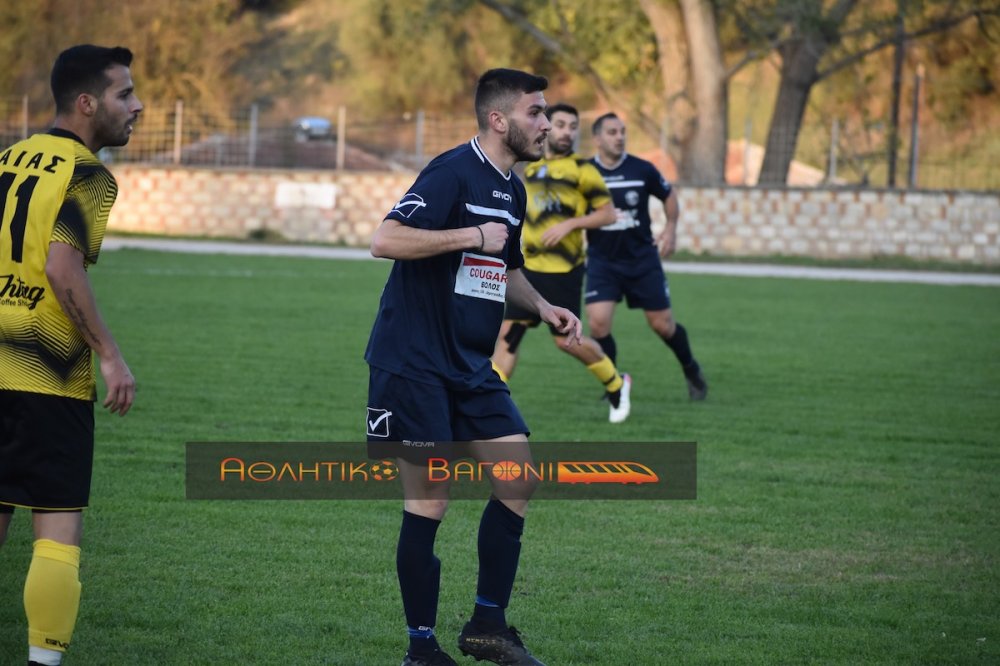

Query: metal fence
[2,95,996,191]
[0,96,480,173]
[818,121,995,192]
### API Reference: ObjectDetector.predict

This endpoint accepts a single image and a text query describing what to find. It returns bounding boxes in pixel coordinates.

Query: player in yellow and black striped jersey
[0,44,141,666]
[0,131,117,399]
[520,149,612,273]
[492,103,634,424]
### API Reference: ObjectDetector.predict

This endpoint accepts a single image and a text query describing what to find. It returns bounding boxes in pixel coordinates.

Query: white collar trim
[595,153,628,171]
[471,137,511,180]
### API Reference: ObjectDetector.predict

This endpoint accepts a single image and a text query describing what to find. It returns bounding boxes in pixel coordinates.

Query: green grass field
[1,248,998,665]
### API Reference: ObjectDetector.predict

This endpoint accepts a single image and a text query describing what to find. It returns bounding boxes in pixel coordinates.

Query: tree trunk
[637,0,691,166]
[758,0,859,185]
[887,7,906,188]
[758,39,823,185]
[482,0,727,183]
[677,0,727,184]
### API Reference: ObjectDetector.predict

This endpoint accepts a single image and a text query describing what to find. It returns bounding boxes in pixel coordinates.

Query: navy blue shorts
[585,256,671,311]
[366,367,529,445]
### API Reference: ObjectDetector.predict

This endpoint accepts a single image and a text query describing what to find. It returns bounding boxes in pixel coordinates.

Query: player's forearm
[569,203,616,231]
[665,192,680,227]
[505,268,549,315]
[370,219,480,260]
[45,243,123,364]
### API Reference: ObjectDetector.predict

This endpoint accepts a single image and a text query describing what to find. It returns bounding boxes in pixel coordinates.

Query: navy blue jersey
[365,137,527,391]
[587,154,672,264]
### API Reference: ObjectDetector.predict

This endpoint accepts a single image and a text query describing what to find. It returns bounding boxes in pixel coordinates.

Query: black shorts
[0,390,95,511]
[504,265,584,335]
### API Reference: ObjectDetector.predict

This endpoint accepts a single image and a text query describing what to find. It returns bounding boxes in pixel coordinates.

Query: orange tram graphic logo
[428,459,659,485]
[557,461,659,484]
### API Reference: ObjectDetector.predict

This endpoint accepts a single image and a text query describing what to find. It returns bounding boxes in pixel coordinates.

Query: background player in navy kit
[366,69,578,666]
[0,45,140,666]
[586,113,707,400]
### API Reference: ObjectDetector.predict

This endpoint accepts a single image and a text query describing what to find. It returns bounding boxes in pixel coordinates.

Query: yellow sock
[491,360,509,383]
[587,356,623,393]
[25,539,81,654]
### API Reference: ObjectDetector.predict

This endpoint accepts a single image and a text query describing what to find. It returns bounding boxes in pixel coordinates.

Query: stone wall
[107,165,999,265]
[676,187,998,264]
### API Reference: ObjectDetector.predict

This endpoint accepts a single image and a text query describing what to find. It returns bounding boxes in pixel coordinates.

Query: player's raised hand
[477,222,509,254]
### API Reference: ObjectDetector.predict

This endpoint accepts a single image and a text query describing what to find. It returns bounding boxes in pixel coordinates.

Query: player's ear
[489,110,507,133]
[76,93,98,118]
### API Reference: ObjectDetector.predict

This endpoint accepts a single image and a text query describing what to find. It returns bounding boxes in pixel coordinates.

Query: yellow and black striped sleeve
[579,160,611,211]
[51,158,117,265]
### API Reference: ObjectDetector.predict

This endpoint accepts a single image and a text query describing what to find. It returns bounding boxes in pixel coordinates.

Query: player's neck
[52,117,99,153]
[476,133,515,175]
[596,151,626,170]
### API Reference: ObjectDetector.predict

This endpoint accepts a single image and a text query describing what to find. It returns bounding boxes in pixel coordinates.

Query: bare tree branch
[477,0,665,143]
[725,49,769,79]
[817,8,1000,80]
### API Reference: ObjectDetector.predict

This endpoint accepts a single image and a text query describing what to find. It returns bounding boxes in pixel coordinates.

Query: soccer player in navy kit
[366,69,579,666]
[586,113,707,400]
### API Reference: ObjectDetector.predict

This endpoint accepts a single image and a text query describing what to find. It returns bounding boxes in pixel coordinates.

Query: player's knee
[589,319,610,338]
[522,474,541,499]
[650,314,676,338]
[500,477,539,506]
[503,322,528,354]
[585,304,612,338]
[404,498,450,521]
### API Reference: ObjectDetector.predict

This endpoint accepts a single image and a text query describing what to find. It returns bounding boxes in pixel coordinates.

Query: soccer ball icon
[370,460,399,482]
[491,460,522,482]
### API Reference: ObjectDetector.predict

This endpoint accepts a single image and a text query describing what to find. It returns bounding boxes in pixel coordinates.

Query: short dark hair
[51,44,134,114]
[474,68,548,131]
[545,103,578,121]
[592,112,621,135]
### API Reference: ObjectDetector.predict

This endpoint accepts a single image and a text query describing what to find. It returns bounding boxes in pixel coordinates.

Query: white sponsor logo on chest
[455,252,507,303]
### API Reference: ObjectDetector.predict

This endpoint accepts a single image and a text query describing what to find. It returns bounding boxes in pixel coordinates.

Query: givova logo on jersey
[0,274,45,310]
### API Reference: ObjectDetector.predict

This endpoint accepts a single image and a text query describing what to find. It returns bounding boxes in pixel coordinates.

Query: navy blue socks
[663,323,699,374]
[473,498,525,630]
[398,511,442,655]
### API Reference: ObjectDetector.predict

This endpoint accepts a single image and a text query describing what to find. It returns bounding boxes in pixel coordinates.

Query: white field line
[103,237,1000,287]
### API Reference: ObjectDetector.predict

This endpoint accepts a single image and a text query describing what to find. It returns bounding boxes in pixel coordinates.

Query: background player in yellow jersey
[492,103,632,423]
[0,44,141,666]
